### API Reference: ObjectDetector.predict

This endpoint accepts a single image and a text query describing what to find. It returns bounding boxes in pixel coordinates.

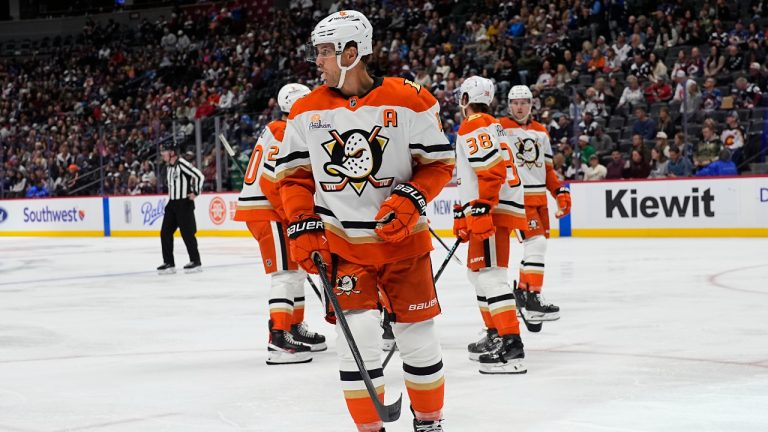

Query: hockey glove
[453,204,470,243]
[287,215,331,275]
[374,183,427,242]
[467,199,495,240]
[554,187,571,218]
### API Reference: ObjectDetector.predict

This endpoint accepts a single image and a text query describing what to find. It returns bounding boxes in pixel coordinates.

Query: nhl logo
[349,98,357,107]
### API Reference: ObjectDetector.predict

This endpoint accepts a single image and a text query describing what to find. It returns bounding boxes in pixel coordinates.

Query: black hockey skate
[467,328,500,362]
[411,406,444,431]
[413,417,445,431]
[156,263,176,275]
[524,291,560,322]
[513,282,543,332]
[267,321,312,365]
[478,333,527,374]
[290,322,327,352]
[183,261,202,273]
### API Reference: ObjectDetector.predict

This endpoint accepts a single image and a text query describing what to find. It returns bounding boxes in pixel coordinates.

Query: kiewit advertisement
[569,177,768,236]
[0,197,104,236]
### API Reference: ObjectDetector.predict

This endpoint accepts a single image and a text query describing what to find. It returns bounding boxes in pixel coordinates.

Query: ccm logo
[408,298,437,311]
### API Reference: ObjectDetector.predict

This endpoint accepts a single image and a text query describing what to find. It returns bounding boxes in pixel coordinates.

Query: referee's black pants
[161,199,200,266]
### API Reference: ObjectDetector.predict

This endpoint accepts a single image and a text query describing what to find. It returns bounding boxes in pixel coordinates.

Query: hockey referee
[157,143,205,274]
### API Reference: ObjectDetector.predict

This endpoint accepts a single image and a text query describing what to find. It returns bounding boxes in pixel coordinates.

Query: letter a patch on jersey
[320,126,394,195]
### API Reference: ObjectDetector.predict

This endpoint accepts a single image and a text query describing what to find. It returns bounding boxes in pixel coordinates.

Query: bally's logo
[320,126,394,195]
[308,114,332,130]
[0,207,7,224]
[141,198,167,226]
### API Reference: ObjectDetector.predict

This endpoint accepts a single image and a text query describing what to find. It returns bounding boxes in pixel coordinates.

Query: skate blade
[157,268,176,275]
[266,349,313,365]
[524,311,560,322]
[183,267,202,274]
[479,359,527,374]
[306,342,327,352]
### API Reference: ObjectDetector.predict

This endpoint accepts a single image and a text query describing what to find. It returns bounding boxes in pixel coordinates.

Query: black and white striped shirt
[166,157,205,200]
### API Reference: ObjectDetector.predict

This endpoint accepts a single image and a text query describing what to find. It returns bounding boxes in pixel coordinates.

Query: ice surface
[1,236,767,431]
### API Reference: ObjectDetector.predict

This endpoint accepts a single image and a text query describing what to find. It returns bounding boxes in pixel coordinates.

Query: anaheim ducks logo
[320,126,394,195]
[514,136,543,169]
[336,274,361,296]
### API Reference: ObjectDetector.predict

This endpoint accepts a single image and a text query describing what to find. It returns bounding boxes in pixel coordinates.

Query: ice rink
[1,236,767,432]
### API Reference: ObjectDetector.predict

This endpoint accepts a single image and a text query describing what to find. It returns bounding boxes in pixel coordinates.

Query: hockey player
[271,10,453,432]
[499,86,572,323]
[234,83,326,365]
[453,76,528,374]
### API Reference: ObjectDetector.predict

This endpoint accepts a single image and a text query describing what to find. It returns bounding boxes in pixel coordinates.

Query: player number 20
[244,144,279,185]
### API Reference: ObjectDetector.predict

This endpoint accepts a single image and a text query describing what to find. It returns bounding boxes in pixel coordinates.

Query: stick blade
[376,392,403,422]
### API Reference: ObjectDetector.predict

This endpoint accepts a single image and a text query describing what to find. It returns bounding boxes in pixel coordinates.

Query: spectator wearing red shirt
[644,75,673,104]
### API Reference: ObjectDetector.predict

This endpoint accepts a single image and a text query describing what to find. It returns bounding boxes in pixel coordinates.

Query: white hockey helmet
[310,10,373,88]
[460,76,495,107]
[277,83,311,114]
[508,85,533,101]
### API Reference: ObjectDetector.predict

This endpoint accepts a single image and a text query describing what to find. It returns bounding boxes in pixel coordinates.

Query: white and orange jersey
[498,117,563,207]
[455,112,526,230]
[272,77,455,265]
[233,119,285,222]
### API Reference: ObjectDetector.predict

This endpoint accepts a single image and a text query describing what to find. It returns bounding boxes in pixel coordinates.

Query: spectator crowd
[2,0,768,198]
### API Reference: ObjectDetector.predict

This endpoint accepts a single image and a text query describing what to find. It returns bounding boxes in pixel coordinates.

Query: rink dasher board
[1,177,767,237]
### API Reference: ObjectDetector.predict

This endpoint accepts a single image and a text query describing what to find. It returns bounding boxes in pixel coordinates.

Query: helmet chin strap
[333,52,362,90]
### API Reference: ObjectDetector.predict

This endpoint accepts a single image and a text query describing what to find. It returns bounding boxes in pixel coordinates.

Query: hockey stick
[433,238,462,282]
[221,133,325,304]
[381,237,462,369]
[219,133,247,174]
[305,275,324,303]
[313,253,403,423]
[429,226,463,266]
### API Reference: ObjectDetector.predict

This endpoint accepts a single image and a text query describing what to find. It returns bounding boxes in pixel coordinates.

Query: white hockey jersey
[233,119,285,222]
[271,77,455,265]
[455,112,526,229]
[498,117,562,207]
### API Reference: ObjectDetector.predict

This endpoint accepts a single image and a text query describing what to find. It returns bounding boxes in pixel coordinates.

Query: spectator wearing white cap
[655,131,670,158]
[583,154,607,180]
[577,134,596,163]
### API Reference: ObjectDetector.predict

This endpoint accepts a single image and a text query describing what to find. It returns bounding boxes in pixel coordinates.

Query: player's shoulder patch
[402,78,422,93]
[377,77,436,112]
